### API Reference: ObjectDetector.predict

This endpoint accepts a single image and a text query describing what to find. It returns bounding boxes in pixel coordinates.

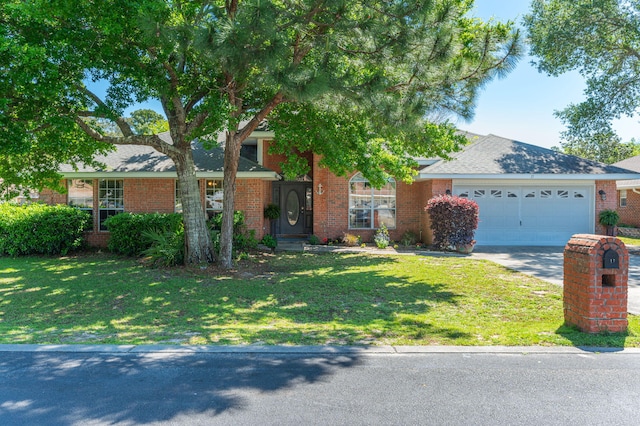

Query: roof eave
[61,171,281,180]
[416,173,640,181]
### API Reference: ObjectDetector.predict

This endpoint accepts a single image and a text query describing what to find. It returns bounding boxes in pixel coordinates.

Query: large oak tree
[1,0,521,268]
[525,0,640,148]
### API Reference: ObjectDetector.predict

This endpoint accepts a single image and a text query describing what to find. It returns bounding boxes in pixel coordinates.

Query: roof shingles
[421,134,636,176]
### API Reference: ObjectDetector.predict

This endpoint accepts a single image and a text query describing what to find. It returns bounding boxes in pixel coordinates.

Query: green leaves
[525,0,640,143]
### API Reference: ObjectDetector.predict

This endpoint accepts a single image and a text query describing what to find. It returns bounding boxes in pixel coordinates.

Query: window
[68,179,94,223]
[240,138,259,163]
[349,173,396,229]
[175,180,182,213]
[473,189,486,198]
[205,179,224,218]
[490,189,502,198]
[98,179,124,231]
[557,190,569,199]
[621,189,628,207]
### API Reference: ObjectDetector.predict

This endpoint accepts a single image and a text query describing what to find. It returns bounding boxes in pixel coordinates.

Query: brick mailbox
[563,234,628,333]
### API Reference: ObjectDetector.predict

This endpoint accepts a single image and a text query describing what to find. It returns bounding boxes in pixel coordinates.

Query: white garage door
[453,185,594,246]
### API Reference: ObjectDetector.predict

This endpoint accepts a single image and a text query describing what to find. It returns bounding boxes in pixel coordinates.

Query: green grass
[1,251,638,347]
[618,235,640,247]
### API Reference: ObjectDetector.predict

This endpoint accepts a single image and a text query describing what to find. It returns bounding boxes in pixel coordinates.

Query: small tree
[426,195,479,250]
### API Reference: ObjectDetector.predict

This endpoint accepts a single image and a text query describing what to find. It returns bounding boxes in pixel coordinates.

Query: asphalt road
[2,346,640,425]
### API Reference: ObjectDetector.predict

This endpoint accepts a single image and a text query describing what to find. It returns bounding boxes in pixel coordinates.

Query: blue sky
[465,0,637,148]
[122,0,637,149]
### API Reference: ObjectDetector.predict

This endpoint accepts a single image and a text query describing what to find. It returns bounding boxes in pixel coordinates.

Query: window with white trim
[205,179,224,218]
[68,179,94,223]
[98,179,124,231]
[349,173,396,229]
[175,180,183,213]
[621,189,628,207]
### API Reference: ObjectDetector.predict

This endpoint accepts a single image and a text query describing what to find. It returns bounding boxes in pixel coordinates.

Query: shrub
[0,203,90,256]
[400,230,418,247]
[308,234,320,245]
[374,224,390,249]
[104,212,183,256]
[425,195,479,250]
[598,209,620,227]
[260,234,278,250]
[342,233,361,246]
[208,211,258,254]
[141,228,185,267]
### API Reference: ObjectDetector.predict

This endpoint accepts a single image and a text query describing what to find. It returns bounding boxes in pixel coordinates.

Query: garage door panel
[455,185,593,246]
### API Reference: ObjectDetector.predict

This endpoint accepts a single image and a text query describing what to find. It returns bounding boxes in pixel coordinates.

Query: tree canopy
[1,0,522,268]
[525,0,640,143]
[553,132,640,164]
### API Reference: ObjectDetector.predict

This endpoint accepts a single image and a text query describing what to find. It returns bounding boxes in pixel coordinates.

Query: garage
[453,184,594,246]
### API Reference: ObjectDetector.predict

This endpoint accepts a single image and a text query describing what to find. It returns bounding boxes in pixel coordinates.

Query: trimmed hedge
[104,212,184,256]
[0,203,90,256]
[425,195,479,250]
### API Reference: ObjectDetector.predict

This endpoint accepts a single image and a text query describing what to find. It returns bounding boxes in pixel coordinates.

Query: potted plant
[598,209,620,236]
[264,203,280,236]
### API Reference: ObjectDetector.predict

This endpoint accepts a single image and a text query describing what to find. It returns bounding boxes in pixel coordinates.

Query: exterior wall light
[599,189,606,201]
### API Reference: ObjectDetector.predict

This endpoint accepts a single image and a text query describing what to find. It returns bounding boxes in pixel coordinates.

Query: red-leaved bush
[425,195,479,250]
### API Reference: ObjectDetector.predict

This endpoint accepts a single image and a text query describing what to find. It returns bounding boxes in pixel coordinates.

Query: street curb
[1,344,639,355]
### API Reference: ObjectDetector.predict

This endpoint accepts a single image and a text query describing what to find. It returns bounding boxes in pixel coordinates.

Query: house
[613,155,640,230]
[37,131,640,248]
[418,133,640,245]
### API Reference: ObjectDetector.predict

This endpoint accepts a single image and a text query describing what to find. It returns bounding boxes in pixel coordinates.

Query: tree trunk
[175,149,215,264]
[219,131,241,269]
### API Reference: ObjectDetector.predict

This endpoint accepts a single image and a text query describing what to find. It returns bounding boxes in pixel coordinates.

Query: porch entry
[272,181,313,237]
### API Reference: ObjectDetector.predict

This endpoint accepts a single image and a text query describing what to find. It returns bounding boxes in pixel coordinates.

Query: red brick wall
[235,179,269,239]
[262,140,287,174]
[617,188,640,227]
[595,180,618,235]
[41,177,270,247]
[39,187,67,205]
[125,178,175,213]
[311,154,434,243]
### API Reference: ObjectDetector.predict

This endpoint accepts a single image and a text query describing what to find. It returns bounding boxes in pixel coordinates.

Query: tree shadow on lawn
[0,253,469,344]
[0,350,363,424]
[554,323,630,350]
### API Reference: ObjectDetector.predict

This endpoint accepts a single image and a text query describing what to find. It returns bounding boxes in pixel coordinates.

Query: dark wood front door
[273,182,313,236]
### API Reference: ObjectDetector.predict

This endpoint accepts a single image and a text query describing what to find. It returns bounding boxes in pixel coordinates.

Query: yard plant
[1,252,638,347]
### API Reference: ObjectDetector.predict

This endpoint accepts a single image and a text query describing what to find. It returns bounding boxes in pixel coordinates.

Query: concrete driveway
[471,246,640,315]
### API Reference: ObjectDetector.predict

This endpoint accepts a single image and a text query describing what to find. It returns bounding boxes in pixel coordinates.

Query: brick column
[563,234,628,333]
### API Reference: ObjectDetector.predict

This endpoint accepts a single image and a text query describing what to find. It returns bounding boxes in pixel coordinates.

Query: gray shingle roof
[61,132,275,175]
[614,155,640,172]
[420,134,639,177]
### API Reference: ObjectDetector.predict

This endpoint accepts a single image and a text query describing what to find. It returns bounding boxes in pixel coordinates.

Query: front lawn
[1,252,638,347]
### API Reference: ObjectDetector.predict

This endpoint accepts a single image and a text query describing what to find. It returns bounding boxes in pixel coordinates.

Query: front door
[274,182,313,236]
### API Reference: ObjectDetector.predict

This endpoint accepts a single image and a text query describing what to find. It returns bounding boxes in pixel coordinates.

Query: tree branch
[76,85,134,137]
[237,92,285,142]
[74,116,179,157]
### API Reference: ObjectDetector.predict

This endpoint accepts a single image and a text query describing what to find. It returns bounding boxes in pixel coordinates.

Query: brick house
[613,155,640,231]
[39,131,640,247]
